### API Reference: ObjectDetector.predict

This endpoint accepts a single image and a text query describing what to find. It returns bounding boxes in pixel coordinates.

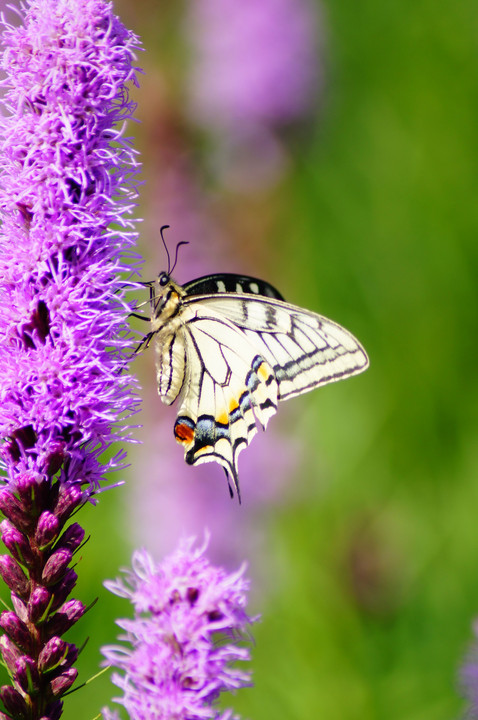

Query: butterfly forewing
[149,272,368,500]
[183,294,369,400]
[183,273,284,300]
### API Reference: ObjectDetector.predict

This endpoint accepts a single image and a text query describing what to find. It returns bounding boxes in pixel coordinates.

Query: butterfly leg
[129,312,150,322]
[129,330,155,359]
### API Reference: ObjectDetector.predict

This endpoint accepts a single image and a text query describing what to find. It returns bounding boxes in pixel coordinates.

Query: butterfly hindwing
[161,304,279,499]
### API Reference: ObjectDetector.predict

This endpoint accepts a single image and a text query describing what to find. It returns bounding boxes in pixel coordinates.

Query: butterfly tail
[224,466,242,504]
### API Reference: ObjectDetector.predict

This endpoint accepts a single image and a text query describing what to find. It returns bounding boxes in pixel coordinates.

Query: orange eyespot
[174,421,195,444]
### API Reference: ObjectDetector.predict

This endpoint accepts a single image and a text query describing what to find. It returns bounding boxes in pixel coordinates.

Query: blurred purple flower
[460,619,478,718]
[185,0,322,188]
[0,0,140,714]
[102,539,257,720]
[187,0,320,127]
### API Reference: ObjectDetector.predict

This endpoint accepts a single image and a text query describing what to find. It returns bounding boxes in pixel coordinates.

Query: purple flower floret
[102,538,258,720]
[0,0,141,491]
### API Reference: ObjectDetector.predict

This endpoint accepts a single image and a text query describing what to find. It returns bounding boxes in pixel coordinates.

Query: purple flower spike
[0,0,141,489]
[0,0,142,716]
[102,538,258,720]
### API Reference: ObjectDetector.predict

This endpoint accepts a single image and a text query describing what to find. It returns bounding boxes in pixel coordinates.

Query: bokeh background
[6,0,478,718]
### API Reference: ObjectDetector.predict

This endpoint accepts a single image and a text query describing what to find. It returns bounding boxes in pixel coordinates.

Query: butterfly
[135,233,369,502]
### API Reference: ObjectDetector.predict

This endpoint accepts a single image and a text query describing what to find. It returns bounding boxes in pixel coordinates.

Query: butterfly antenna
[160,225,172,275]
[171,240,189,276]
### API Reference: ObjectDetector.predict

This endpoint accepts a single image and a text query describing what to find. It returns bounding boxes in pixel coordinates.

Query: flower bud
[50,569,77,611]
[27,587,52,625]
[15,471,44,514]
[11,594,28,624]
[0,635,22,675]
[35,512,60,550]
[49,668,77,697]
[0,612,32,653]
[0,521,36,567]
[0,684,29,718]
[15,656,40,695]
[38,637,68,673]
[0,490,31,533]
[45,600,86,637]
[0,556,29,598]
[42,549,72,586]
[54,486,83,524]
[56,523,85,552]
[42,442,66,477]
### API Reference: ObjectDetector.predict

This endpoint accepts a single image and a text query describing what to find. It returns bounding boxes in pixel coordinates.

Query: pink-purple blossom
[102,539,257,720]
[0,0,141,491]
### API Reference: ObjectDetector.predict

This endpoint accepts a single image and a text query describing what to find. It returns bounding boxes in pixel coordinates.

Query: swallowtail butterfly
[136,263,369,502]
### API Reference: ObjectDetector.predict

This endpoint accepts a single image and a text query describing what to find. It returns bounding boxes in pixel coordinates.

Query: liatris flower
[0,0,140,716]
[102,539,258,720]
[185,0,321,188]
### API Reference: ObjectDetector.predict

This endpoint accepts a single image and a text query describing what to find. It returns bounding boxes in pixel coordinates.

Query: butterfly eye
[158,272,170,287]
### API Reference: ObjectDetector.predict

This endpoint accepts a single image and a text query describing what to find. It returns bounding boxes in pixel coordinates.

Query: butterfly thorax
[150,274,186,332]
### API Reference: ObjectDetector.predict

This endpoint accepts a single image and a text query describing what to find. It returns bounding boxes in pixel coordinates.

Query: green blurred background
[18,0,478,717]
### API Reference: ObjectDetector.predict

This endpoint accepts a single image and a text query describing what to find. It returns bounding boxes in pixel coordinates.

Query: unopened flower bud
[42,549,72,586]
[42,442,66,477]
[49,668,77,697]
[0,556,29,598]
[15,472,44,514]
[56,523,85,552]
[50,569,77,611]
[54,486,83,524]
[0,521,36,567]
[35,512,60,550]
[15,656,40,695]
[38,637,68,673]
[0,635,22,674]
[0,612,32,653]
[28,587,52,625]
[11,595,28,624]
[0,490,31,533]
[45,600,86,637]
[0,684,29,718]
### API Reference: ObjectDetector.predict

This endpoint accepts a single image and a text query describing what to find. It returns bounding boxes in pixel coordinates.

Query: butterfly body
[146,272,369,501]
